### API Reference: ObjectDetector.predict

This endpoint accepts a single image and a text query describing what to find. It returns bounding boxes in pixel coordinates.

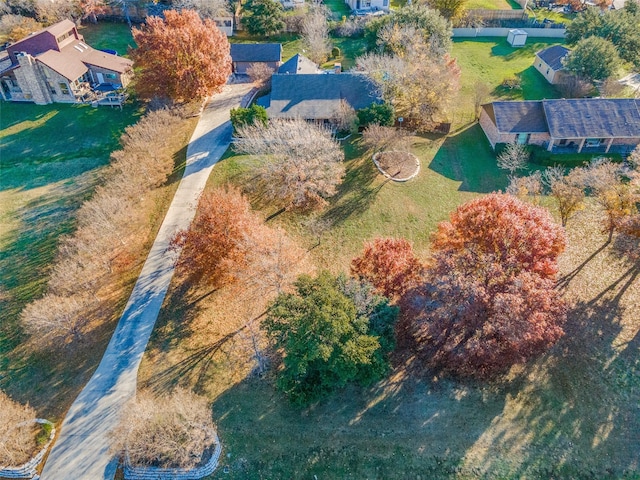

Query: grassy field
[140,129,640,478]
[451,38,562,127]
[79,22,135,57]
[466,0,520,10]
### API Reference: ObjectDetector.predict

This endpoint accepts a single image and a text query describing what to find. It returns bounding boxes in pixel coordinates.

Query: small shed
[507,29,527,47]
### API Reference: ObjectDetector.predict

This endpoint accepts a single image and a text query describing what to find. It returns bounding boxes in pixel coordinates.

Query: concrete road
[40,83,253,480]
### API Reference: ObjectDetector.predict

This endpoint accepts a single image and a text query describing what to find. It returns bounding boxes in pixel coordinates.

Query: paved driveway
[40,83,252,480]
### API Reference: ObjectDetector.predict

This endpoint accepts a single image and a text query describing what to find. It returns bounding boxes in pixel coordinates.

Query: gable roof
[543,98,640,138]
[278,54,319,74]
[486,101,548,133]
[36,39,133,80]
[536,45,570,71]
[268,73,380,119]
[38,49,88,80]
[230,43,281,63]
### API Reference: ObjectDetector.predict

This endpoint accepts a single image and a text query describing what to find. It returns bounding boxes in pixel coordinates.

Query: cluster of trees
[0,390,38,467]
[563,1,640,83]
[21,109,185,346]
[131,10,231,103]
[112,388,216,468]
[357,5,460,132]
[509,152,640,237]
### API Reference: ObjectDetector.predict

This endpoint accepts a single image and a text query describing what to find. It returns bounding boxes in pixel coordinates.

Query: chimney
[334,62,341,74]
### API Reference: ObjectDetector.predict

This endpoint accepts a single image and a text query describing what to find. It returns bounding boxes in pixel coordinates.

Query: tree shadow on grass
[458,245,640,478]
[428,124,509,193]
[210,357,507,479]
[320,155,385,227]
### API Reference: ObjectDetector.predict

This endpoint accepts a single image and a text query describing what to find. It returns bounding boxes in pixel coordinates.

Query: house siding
[534,54,559,84]
[479,108,550,148]
[479,108,514,148]
[39,63,80,103]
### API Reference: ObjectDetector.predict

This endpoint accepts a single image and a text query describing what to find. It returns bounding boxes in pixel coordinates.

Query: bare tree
[21,294,93,344]
[301,4,331,65]
[584,158,638,239]
[112,389,216,469]
[556,73,593,98]
[497,142,529,175]
[246,62,274,87]
[507,171,543,203]
[0,391,38,467]
[542,166,586,227]
[357,33,460,132]
[234,119,345,211]
[329,99,358,134]
[361,124,410,153]
[473,81,490,120]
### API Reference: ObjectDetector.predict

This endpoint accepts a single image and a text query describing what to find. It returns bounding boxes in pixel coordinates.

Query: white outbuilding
[507,29,528,47]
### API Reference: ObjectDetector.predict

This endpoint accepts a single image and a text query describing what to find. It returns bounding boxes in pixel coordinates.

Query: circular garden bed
[372,150,420,182]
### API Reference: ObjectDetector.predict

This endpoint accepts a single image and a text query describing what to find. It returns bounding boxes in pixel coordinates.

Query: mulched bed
[373,151,420,182]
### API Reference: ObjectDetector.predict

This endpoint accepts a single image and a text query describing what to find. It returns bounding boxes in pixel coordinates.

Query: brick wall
[479,108,515,148]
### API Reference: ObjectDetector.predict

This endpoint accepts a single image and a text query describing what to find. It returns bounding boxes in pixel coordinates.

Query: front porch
[544,138,638,156]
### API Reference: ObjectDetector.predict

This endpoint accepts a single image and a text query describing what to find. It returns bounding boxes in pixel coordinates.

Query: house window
[105,72,117,80]
[586,138,603,147]
[46,81,56,94]
[538,63,542,67]
[546,68,550,74]
[56,31,72,44]
[383,0,388,5]
[59,82,70,95]
[516,133,530,145]
[559,139,567,145]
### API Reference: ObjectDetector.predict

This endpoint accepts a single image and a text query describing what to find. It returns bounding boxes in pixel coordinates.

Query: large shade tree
[264,272,398,404]
[412,194,568,378]
[131,9,231,102]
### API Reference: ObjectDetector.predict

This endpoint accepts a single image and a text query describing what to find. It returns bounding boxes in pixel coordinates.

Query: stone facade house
[533,45,570,84]
[230,43,281,75]
[0,19,133,105]
[480,99,640,155]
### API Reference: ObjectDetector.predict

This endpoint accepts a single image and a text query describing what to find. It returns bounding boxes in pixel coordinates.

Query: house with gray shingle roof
[266,72,381,121]
[277,54,320,75]
[230,43,282,74]
[0,19,132,104]
[534,45,570,84]
[479,98,640,155]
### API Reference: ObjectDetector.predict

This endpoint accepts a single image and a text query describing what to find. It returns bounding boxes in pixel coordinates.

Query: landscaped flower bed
[372,151,420,181]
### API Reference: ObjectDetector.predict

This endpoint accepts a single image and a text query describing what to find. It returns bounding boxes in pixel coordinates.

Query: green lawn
[143,130,640,480]
[0,101,141,415]
[79,22,136,57]
[466,0,519,10]
[451,38,562,127]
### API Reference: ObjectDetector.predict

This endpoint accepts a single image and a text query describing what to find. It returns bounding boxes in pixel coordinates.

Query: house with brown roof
[479,99,640,155]
[0,19,133,104]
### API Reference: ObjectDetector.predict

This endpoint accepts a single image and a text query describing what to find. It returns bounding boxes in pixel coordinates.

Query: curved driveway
[40,83,253,480]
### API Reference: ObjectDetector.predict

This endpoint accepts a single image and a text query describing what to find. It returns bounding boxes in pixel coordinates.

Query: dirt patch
[373,151,420,181]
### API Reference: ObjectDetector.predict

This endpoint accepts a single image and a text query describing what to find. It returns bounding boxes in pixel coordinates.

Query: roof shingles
[267,73,380,120]
[536,45,570,71]
[543,99,640,138]
[491,101,548,133]
[230,43,281,63]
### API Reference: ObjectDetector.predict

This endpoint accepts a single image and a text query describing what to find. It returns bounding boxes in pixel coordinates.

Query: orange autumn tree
[131,9,231,102]
[412,194,568,378]
[351,237,423,299]
[170,186,262,288]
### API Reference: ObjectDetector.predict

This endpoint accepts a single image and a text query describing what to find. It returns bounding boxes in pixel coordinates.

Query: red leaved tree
[351,237,423,299]
[131,9,231,102]
[412,194,568,378]
[170,186,262,287]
